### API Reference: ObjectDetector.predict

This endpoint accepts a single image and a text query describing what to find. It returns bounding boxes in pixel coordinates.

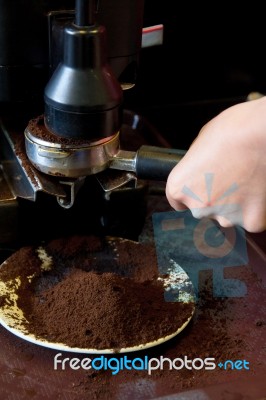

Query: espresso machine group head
[22,0,185,193]
[44,0,123,141]
[25,0,124,178]
[0,0,185,246]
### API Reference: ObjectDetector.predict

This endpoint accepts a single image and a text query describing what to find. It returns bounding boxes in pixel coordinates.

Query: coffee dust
[26,116,98,146]
[0,235,194,351]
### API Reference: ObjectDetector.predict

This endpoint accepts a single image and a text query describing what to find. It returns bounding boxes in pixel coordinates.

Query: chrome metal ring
[25,122,120,178]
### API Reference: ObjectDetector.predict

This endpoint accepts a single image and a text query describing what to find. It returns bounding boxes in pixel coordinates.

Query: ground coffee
[0,235,194,351]
[26,116,97,146]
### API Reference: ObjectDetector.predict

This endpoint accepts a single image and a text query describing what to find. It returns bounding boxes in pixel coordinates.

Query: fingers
[165,181,188,211]
[165,159,191,211]
[241,204,266,233]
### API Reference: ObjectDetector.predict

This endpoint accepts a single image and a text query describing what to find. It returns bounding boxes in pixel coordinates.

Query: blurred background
[128,1,266,149]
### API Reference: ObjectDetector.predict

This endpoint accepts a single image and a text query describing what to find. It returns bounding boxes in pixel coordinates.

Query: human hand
[165,97,266,232]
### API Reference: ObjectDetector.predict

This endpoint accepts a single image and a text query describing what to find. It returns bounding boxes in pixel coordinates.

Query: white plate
[0,238,195,354]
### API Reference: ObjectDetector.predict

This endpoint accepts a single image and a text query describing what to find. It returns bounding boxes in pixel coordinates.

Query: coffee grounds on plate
[0,235,194,351]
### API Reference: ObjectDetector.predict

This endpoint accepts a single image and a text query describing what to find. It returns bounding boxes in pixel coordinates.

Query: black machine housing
[0,0,144,108]
[0,0,152,249]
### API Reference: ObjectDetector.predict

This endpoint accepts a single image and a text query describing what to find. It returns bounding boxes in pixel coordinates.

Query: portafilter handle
[109,145,186,181]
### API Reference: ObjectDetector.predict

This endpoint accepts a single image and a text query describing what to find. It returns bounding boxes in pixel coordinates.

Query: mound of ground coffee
[0,235,194,351]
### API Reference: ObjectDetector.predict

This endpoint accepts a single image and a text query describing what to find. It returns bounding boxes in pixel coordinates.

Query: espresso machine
[1,5,266,399]
[0,0,184,250]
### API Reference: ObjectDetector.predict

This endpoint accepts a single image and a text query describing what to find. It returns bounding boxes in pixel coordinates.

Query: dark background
[2,0,266,151]
[129,1,266,149]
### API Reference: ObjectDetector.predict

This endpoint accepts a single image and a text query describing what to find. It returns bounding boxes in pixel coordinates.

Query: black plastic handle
[135,145,186,181]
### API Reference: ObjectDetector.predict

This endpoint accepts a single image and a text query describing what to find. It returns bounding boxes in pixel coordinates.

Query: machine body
[0,0,184,246]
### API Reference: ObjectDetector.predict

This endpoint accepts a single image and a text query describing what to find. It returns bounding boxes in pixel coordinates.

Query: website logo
[153,173,248,299]
[54,354,250,375]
